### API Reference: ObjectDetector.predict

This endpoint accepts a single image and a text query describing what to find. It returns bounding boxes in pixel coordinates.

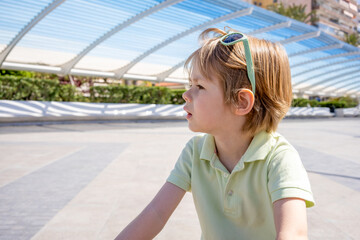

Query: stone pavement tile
[307,172,360,240]
[0,144,83,187]
[0,140,126,240]
[32,205,111,240]
[278,119,360,165]
[32,126,198,240]
[155,193,201,240]
[295,145,360,192]
[1,120,359,240]
[307,208,350,240]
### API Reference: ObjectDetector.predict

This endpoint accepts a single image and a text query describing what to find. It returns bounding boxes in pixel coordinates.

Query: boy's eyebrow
[189,78,199,83]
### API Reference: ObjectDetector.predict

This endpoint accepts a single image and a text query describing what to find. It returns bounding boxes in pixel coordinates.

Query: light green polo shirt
[167,131,315,240]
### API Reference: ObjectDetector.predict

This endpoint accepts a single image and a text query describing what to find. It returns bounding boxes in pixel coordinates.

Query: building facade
[313,0,359,38]
[248,0,359,39]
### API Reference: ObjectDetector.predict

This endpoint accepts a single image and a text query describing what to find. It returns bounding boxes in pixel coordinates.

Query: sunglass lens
[222,33,244,43]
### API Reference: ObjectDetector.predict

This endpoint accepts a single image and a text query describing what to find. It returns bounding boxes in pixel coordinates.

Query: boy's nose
[182,89,191,102]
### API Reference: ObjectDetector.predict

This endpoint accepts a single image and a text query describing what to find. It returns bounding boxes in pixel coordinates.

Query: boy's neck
[213,130,254,173]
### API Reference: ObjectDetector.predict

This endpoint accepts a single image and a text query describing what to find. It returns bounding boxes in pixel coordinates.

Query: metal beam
[292,56,360,78]
[298,69,360,91]
[248,21,291,35]
[0,0,65,66]
[293,64,360,87]
[156,60,186,81]
[60,0,184,75]
[289,43,343,57]
[291,51,360,68]
[278,30,320,45]
[113,7,254,79]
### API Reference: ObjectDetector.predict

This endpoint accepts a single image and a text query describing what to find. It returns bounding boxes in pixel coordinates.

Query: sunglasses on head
[220,32,256,96]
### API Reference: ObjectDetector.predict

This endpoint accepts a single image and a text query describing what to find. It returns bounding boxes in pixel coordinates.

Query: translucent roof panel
[0,0,359,97]
[76,0,236,72]
[127,32,200,75]
[0,0,52,52]
[285,36,333,56]
[6,0,162,66]
[224,10,284,33]
[289,46,350,66]
[293,61,360,84]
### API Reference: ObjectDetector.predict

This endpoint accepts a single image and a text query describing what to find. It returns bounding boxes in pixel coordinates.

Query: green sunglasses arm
[243,40,256,95]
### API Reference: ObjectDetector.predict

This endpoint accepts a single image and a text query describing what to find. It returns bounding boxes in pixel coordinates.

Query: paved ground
[0,118,359,240]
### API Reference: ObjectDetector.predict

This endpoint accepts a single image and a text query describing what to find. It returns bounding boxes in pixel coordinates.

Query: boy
[116,28,315,240]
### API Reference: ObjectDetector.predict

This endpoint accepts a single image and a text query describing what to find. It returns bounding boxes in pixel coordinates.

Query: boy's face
[182,64,234,134]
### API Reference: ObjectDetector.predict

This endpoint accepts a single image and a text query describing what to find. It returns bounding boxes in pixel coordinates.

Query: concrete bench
[335,108,360,117]
[0,100,186,122]
[286,107,334,118]
[3,101,357,122]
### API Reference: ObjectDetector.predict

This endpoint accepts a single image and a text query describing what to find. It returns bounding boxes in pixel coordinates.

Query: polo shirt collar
[199,134,218,162]
[200,131,275,163]
[242,131,275,162]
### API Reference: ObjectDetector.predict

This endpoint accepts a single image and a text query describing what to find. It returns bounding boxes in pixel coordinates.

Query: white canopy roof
[1,0,359,97]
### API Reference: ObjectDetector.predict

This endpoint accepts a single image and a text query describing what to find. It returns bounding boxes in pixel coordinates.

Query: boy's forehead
[190,70,204,83]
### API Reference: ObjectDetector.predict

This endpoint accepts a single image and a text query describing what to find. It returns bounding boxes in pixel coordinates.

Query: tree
[343,33,360,47]
[267,3,318,25]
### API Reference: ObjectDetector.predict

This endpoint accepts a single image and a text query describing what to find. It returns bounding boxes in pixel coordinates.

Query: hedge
[291,97,358,108]
[89,85,185,104]
[1,76,357,108]
[0,75,186,104]
[0,75,78,101]
[90,85,171,104]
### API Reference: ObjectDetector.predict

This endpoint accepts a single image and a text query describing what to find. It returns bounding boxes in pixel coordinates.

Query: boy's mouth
[183,107,192,119]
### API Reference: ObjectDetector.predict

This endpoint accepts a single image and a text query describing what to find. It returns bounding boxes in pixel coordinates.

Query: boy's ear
[234,89,255,116]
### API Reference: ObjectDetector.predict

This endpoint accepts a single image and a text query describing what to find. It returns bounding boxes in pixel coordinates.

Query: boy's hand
[273,198,308,240]
[115,182,186,240]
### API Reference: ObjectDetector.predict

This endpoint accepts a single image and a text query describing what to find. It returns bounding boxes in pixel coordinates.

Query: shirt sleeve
[267,148,315,208]
[166,138,193,192]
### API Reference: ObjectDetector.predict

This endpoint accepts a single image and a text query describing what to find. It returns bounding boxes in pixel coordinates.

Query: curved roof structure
[1,0,359,97]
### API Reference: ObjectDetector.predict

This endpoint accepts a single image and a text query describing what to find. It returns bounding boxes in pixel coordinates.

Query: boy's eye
[188,83,204,90]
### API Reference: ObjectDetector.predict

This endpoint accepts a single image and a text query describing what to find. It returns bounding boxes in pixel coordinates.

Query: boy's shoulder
[264,132,302,166]
[239,131,298,163]
[269,131,297,152]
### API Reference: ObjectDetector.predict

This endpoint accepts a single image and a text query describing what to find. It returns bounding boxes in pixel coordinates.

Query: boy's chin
[187,123,204,133]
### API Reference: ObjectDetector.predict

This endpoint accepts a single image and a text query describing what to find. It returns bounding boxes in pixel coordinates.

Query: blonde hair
[185,28,292,135]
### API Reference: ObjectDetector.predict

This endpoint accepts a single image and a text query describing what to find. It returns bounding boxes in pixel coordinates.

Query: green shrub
[89,85,175,104]
[318,100,347,109]
[291,97,357,109]
[0,76,77,101]
[58,84,77,102]
[308,99,320,107]
[88,86,185,104]
[333,96,358,108]
[0,70,36,78]
[291,98,310,107]
[1,76,187,104]
[170,89,186,105]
